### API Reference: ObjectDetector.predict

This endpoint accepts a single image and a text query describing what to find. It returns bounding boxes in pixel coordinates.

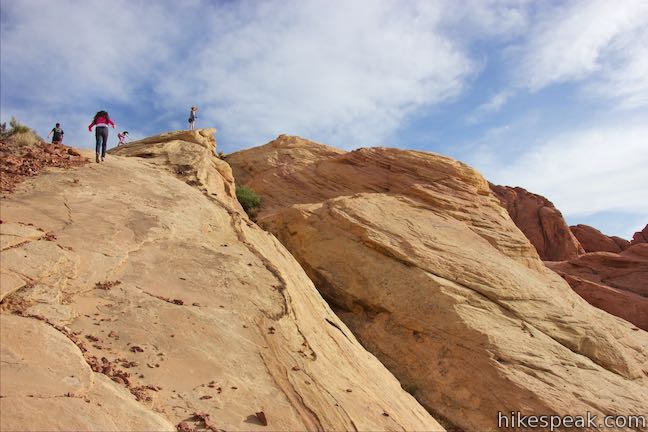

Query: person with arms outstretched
[88,111,115,163]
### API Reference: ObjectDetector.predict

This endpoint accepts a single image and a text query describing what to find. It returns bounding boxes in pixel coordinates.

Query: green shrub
[9,117,31,135]
[402,383,419,396]
[236,185,261,214]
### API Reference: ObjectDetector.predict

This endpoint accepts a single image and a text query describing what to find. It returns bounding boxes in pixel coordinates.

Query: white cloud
[0,0,187,147]
[154,0,481,148]
[436,0,529,39]
[489,123,648,218]
[515,0,648,106]
[3,0,513,149]
[588,28,648,109]
[465,90,513,124]
[0,0,179,104]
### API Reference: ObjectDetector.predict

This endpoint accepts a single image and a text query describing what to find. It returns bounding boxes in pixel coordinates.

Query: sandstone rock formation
[489,184,584,260]
[570,224,629,253]
[0,130,442,431]
[228,135,648,431]
[488,186,646,330]
[631,224,648,246]
[546,245,648,331]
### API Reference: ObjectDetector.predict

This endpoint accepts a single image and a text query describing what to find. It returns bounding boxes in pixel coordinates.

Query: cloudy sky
[1,0,647,239]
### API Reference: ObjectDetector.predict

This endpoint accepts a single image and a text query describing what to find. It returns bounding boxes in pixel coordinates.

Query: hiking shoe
[96,154,100,163]
[101,157,105,162]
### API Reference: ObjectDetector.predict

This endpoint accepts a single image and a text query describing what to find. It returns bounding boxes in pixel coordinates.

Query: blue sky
[1,0,646,239]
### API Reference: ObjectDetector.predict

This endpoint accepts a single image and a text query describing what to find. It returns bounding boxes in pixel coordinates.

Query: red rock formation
[489,184,584,260]
[630,224,648,246]
[570,224,627,253]
[491,186,646,330]
[611,236,631,250]
[546,244,648,330]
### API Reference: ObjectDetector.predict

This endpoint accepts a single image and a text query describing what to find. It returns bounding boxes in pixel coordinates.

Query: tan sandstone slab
[0,130,442,431]
[228,135,648,431]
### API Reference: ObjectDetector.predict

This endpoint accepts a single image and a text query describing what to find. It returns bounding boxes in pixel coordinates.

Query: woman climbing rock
[88,111,116,163]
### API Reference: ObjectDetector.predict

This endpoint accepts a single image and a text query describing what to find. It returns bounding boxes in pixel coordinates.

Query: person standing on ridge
[188,106,198,130]
[88,110,115,163]
[47,123,64,144]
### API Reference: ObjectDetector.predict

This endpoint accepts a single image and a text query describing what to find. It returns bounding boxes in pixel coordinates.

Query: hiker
[117,131,129,146]
[188,106,198,130]
[47,123,64,144]
[88,110,116,163]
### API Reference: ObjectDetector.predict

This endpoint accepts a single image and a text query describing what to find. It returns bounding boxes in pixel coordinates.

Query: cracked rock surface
[1,130,442,431]
[227,135,648,431]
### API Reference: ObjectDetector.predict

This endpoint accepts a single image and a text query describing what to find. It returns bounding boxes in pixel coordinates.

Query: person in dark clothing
[47,123,64,144]
[188,106,198,130]
[88,111,115,163]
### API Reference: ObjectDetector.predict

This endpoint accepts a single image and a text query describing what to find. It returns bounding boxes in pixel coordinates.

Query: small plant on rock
[236,185,261,216]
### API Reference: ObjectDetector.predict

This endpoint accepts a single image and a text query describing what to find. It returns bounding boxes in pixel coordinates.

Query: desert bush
[1,117,43,145]
[9,117,31,135]
[236,185,261,215]
[8,131,41,147]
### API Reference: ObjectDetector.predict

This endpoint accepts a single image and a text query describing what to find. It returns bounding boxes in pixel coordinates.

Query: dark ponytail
[93,110,110,123]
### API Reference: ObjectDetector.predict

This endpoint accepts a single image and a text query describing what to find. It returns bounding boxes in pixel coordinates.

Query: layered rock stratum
[546,245,648,331]
[227,135,648,431]
[489,187,647,331]
[489,184,584,260]
[0,130,442,431]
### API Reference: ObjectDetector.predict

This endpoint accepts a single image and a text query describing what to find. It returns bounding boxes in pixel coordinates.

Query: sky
[1,0,646,239]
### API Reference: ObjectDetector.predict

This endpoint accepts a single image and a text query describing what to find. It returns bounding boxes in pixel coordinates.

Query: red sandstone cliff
[489,184,584,260]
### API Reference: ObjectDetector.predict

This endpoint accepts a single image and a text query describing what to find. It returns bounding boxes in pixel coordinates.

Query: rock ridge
[1,129,442,431]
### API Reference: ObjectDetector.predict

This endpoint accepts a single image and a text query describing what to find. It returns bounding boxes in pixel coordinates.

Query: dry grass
[6,130,42,147]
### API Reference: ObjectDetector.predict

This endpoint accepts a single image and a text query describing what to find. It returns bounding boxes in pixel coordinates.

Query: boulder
[570,224,626,253]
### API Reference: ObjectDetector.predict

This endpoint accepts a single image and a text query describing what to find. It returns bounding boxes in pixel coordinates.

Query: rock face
[489,187,646,329]
[570,224,629,253]
[227,135,648,432]
[546,245,648,331]
[489,184,584,260]
[631,224,648,246]
[0,130,441,431]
